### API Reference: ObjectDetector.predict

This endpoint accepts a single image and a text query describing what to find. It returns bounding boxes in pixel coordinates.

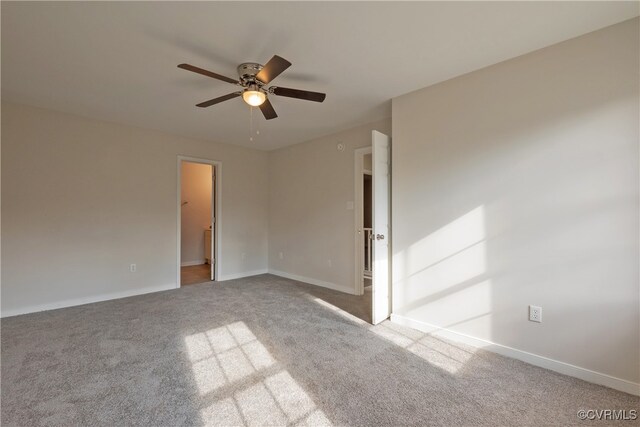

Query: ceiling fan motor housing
[237,63,264,87]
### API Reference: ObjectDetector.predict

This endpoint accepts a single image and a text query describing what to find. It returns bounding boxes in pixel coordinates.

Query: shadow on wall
[394,206,491,335]
[391,29,640,384]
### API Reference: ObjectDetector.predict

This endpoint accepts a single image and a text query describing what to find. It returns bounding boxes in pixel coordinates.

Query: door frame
[176,155,222,287]
[354,146,372,296]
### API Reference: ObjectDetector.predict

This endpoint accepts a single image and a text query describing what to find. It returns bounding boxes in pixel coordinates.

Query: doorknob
[376,234,385,240]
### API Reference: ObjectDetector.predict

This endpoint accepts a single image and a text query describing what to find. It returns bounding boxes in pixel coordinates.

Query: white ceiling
[2,2,638,150]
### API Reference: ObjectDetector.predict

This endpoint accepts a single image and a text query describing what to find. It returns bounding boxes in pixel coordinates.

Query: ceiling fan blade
[178,63,238,84]
[255,55,291,84]
[196,92,241,108]
[271,86,326,103]
[259,98,278,120]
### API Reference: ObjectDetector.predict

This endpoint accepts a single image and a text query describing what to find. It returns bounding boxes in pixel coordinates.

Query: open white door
[372,130,391,324]
[210,166,216,281]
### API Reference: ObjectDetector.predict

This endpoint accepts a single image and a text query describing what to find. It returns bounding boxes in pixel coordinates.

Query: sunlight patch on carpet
[186,322,332,426]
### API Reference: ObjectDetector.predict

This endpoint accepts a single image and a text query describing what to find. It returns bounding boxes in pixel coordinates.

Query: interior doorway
[354,146,373,323]
[177,156,220,287]
[363,158,373,288]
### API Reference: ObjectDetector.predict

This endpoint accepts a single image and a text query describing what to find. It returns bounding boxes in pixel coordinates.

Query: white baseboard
[218,269,269,281]
[268,269,356,295]
[2,269,268,317]
[181,260,205,267]
[1,284,176,318]
[390,314,640,396]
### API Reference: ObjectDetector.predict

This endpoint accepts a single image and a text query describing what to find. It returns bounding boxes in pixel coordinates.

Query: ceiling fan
[178,55,326,120]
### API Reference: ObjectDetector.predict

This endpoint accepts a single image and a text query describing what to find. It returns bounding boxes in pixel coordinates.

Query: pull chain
[255,109,260,136]
[250,106,254,142]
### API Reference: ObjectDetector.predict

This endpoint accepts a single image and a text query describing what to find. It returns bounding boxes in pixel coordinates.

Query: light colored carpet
[1,274,637,426]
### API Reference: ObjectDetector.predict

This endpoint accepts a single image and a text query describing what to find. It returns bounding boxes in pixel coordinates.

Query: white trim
[390,314,640,396]
[354,147,372,297]
[181,260,206,267]
[177,156,222,287]
[218,269,269,281]
[269,269,357,295]
[1,284,175,318]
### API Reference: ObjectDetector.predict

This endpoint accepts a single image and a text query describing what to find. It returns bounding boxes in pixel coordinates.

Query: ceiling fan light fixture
[178,55,326,120]
[242,88,266,107]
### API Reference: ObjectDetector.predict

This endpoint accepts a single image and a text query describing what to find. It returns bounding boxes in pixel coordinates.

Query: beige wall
[180,162,212,265]
[268,119,391,293]
[363,154,372,171]
[1,102,268,316]
[391,19,639,385]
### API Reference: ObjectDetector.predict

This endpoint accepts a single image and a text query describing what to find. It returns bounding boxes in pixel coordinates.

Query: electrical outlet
[529,305,542,323]
[130,264,137,273]
[327,259,332,267]
[279,252,284,260]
